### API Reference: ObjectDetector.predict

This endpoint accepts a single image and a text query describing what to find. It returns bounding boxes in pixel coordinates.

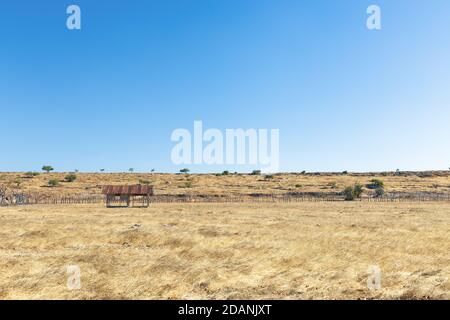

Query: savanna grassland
[1,171,450,197]
[0,202,448,300]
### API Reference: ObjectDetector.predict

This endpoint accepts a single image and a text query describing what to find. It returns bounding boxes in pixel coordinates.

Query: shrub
[342,171,348,175]
[343,183,364,200]
[222,170,230,176]
[48,179,60,187]
[42,166,54,173]
[264,175,274,180]
[25,172,40,178]
[180,168,190,174]
[139,179,151,185]
[184,181,193,188]
[353,183,364,198]
[375,187,385,197]
[250,170,261,175]
[343,186,355,201]
[367,179,384,189]
[295,184,303,188]
[301,171,306,174]
[64,174,77,182]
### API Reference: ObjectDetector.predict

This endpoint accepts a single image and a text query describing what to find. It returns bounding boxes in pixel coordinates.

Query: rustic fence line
[2,192,450,206]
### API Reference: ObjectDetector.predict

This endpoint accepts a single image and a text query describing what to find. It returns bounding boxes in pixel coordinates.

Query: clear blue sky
[1,0,449,173]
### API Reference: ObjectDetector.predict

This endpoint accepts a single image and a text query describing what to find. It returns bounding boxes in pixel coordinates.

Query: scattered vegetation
[24,172,40,178]
[48,179,60,187]
[64,174,77,182]
[367,179,385,189]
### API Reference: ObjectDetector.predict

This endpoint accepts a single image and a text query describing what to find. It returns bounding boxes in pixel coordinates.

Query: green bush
[343,183,364,200]
[222,170,230,176]
[353,183,364,198]
[367,179,384,189]
[64,174,77,182]
[48,179,60,187]
[25,172,40,178]
[250,170,261,175]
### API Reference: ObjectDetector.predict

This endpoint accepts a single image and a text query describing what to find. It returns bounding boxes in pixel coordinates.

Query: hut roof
[102,185,153,196]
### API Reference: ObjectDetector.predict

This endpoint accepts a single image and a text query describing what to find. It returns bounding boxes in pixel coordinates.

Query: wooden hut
[102,185,153,208]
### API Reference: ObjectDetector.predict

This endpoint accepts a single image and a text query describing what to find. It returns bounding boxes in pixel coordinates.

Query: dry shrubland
[1,171,450,197]
[0,202,448,299]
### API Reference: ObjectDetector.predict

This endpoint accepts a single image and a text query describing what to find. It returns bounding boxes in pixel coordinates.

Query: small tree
[180,168,190,174]
[42,166,54,173]
[222,170,230,176]
[129,168,134,173]
[48,179,60,187]
[64,174,77,182]
[100,169,105,172]
[250,170,261,176]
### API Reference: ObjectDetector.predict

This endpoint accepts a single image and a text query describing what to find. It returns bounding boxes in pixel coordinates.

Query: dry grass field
[0,202,448,300]
[2,171,450,197]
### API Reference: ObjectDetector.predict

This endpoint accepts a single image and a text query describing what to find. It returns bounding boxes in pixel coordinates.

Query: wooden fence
[2,192,450,207]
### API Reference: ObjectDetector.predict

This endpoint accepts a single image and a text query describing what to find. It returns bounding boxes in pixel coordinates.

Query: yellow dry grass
[0,202,448,299]
[2,172,450,197]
